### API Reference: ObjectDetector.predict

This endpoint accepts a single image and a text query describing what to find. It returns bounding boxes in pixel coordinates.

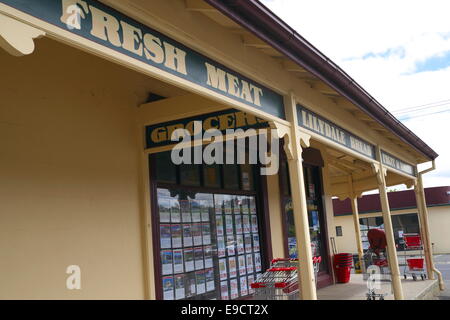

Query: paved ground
[434,254,450,300]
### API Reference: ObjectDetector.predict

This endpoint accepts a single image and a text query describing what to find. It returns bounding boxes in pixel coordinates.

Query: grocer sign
[297,105,376,159]
[381,151,416,176]
[0,0,285,119]
[146,109,270,149]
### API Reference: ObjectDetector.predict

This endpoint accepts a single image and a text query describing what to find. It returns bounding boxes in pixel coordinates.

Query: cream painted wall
[266,173,286,259]
[0,38,186,299]
[334,206,450,254]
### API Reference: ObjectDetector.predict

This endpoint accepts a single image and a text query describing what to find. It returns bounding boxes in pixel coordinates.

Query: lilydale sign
[0,0,285,119]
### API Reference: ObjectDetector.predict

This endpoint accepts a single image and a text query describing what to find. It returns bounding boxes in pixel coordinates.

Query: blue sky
[261,0,450,187]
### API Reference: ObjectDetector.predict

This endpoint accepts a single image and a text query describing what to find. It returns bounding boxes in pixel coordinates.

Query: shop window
[203,164,221,189]
[223,164,240,190]
[179,164,201,187]
[240,163,254,191]
[154,151,177,184]
[336,226,343,237]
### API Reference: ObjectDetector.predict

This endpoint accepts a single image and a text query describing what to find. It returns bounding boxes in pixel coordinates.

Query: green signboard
[146,109,270,149]
[1,0,285,119]
[297,105,376,159]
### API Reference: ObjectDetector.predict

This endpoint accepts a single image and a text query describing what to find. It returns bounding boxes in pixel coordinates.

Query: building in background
[333,186,450,254]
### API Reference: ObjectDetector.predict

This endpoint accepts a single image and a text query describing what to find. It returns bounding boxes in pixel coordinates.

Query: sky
[261,0,450,188]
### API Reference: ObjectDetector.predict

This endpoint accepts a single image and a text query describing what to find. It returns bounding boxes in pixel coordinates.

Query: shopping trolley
[402,233,426,281]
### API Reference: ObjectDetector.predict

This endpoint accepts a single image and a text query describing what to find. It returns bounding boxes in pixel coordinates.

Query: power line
[393,98,450,114]
[394,101,450,115]
[399,108,450,121]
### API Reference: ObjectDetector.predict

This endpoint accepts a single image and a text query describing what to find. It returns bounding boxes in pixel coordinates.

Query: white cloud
[261,0,450,188]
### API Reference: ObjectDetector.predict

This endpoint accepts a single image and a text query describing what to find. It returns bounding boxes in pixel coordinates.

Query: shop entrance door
[279,156,333,288]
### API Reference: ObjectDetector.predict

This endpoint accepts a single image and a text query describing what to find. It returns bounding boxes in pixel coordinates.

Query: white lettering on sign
[381,152,414,175]
[301,110,346,145]
[60,0,187,75]
[205,63,264,107]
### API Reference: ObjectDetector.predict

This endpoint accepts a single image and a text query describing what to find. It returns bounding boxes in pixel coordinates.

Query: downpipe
[418,160,445,290]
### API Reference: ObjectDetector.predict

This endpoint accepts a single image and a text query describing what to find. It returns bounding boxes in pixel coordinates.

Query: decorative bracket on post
[371,163,387,185]
[270,121,294,160]
[0,13,45,56]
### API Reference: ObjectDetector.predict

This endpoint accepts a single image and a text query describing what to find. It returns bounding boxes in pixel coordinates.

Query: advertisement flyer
[160,224,172,249]
[170,199,181,223]
[241,200,250,214]
[162,276,174,300]
[228,256,237,278]
[240,276,248,296]
[191,200,201,222]
[233,198,241,214]
[161,250,173,275]
[215,215,224,236]
[200,200,210,222]
[230,278,239,299]
[195,270,206,295]
[226,235,236,256]
[248,274,255,294]
[182,224,193,247]
[234,215,243,234]
[217,236,226,257]
[159,198,171,223]
[251,215,258,233]
[244,234,253,254]
[252,234,260,252]
[205,268,215,292]
[224,199,232,215]
[171,224,182,248]
[238,255,246,275]
[214,195,224,215]
[236,234,245,254]
[192,223,203,246]
[254,252,262,272]
[243,215,250,234]
[194,247,204,270]
[204,245,213,268]
[249,197,257,214]
[180,200,191,223]
[186,273,196,297]
[225,215,234,234]
[246,254,254,274]
[220,281,229,300]
[183,248,194,272]
[173,249,184,274]
[174,274,185,300]
[201,223,211,245]
[218,258,228,280]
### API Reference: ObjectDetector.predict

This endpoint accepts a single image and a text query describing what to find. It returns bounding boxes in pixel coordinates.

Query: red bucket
[407,258,424,270]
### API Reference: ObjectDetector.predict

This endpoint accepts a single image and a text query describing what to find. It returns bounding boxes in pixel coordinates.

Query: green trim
[334,203,450,217]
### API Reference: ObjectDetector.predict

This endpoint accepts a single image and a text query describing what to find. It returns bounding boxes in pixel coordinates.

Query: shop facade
[0,0,441,300]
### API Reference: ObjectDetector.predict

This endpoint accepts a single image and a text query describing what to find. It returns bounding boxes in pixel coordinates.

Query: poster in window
[160,224,172,249]
[204,245,213,268]
[225,215,234,234]
[171,224,182,248]
[215,215,224,236]
[194,247,204,270]
[254,252,262,272]
[246,254,254,274]
[182,224,193,247]
[201,223,211,245]
[200,200,210,222]
[228,256,237,278]
[217,236,226,257]
[180,200,191,223]
[220,281,229,300]
[249,197,257,214]
[242,215,250,234]
[191,200,201,222]
[162,276,174,300]
[238,255,246,275]
[227,235,236,256]
[219,258,228,280]
[184,248,194,272]
[173,249,184,274]
[235,215,243,234]
[186,272,196,297]
[236,234,245,254]
[244,234,252,254]
[171,199,181,223]
[241,199,250,215]
[250,215,258,233]
[233,198,241,214]
[247,274,255,294]
[214,195,224,215]
[174,274,186,300]
[205,268,215,292]
[252,234,260,252]
[239,276,248,296]
[195,270,206,295]
[224,199,232,215]
[159,198,171,223]
[192,223,203,246]
[230,278,239,299]
[161,250,173,275]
